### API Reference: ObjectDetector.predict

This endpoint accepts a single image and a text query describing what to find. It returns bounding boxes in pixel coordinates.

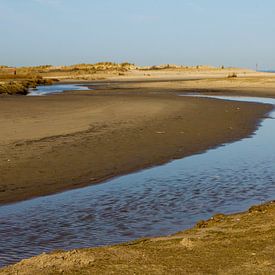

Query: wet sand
[0,86,272,205]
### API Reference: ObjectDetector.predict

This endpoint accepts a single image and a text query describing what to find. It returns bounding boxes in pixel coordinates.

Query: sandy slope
[1,201,274,274]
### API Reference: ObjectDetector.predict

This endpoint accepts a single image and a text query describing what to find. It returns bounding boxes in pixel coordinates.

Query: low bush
[228,72,238,78]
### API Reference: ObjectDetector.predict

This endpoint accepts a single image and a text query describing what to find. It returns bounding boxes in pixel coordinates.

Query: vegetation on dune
[16,62,137,76]
[141,64,219,71]
[1,63,245,82]
[228,72,238,78]
[0,82,29,95]
[0,74,57,95]
[0,62,250,88]
[0,62,139,93]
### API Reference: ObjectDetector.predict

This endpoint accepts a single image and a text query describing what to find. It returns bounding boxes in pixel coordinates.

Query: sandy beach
[84,68,275,98]
[0,83,272,205]
[1,70,275,273]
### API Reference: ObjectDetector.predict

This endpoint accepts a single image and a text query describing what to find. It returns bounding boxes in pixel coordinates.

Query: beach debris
[156,131,165,134]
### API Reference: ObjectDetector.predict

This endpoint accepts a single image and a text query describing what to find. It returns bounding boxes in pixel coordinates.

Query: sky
[1,0,275,69]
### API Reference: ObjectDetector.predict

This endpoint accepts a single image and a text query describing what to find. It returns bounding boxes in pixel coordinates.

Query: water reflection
[28,84,89,96]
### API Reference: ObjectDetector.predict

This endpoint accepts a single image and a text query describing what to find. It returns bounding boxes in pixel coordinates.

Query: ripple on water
[28,84,90,96]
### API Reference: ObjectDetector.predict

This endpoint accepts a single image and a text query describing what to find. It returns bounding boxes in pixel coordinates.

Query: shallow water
[0,95,275,267]
[28,84,89,96]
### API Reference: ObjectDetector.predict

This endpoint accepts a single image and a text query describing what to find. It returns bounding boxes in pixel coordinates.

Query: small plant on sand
[228,72,238,78]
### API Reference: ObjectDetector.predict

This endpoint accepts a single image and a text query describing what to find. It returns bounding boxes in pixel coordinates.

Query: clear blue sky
[1,0,275,69]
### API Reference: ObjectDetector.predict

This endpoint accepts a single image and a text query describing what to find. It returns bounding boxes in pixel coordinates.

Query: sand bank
[97,71,275,98]
[0,88,272,205]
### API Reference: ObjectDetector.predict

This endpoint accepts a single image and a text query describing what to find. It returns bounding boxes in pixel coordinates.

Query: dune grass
[0,75,56,95]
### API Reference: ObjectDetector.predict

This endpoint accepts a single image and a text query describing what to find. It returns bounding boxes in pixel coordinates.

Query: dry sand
[93,70,275,98]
